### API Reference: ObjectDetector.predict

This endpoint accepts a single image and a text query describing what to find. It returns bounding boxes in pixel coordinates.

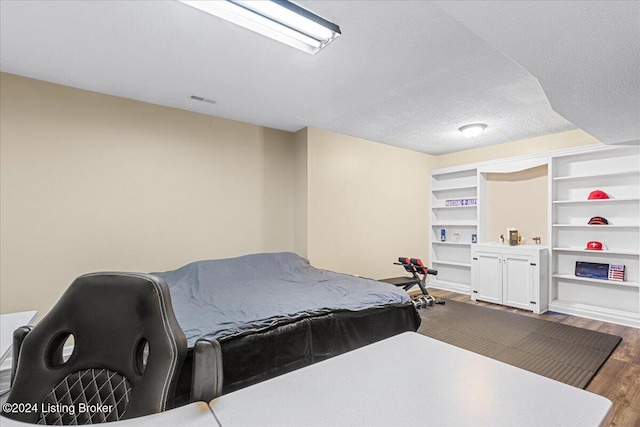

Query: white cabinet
[472,249,502,304]
[503,253,540,310]
[550,145,640,327]
[429,167,478,294]
[471,244,548,313]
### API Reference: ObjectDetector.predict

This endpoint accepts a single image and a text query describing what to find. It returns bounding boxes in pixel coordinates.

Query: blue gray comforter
[154,252,411,346]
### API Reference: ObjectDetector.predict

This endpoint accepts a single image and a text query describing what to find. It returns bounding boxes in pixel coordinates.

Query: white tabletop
[0,311,37,365]
[0,402,215,427]
[211,332,613,427]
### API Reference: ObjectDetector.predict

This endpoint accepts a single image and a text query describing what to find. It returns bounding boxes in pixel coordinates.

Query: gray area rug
[417,300,621,389]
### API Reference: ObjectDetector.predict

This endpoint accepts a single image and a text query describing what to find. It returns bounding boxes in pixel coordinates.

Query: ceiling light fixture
[458,123,487,138]
[179,0,341,55]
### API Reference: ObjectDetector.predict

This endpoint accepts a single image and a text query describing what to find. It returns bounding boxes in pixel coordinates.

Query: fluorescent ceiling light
[179,0,341,55]
[459,123,487,138]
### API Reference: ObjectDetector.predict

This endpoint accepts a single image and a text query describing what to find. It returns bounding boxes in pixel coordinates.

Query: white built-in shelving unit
[428,144,640,329]
[429,168,478,294]
[550,145,640,327]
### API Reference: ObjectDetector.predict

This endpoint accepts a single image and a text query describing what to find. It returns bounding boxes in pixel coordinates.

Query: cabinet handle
[530,301,537,305]
[473,290,478,294]
[530,263,537,266]
[472,257,478,260]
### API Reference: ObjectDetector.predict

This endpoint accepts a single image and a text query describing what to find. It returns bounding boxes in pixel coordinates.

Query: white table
[210,332,613,427]
[0,402,215,427]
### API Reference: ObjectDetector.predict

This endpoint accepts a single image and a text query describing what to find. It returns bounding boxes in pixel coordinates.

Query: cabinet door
[502,254,533,310]
[472,251,502,304]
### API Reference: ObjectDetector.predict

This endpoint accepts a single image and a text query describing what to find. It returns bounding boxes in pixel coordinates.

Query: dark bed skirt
[175,303,420,402]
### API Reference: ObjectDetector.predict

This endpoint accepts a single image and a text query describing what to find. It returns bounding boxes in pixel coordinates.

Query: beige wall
[485,165,548,245]
[0,72,608,320]
[434,129,601,170]
[304,128,434,279]
[293,128,309,257]
[0,73,295,316]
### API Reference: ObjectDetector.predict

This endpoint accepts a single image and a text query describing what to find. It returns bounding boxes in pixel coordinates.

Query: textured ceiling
[0,1,637,154]
[434,1,640,147]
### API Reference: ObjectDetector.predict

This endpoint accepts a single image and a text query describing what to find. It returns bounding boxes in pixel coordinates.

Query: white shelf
[432,222,477,227]
[431,260,471,268]
[552,224,639,229]
[553,170,639,181]
[431,205,477,210]
[431,185,476,194]
[553,198,640,204]
[549,300,640,325]
[428,279,471,294]
[553,247,640,256]
[432,241,471,246]
[552,274,639,288]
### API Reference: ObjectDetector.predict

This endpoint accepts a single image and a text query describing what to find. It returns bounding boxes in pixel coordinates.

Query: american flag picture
[608,264,626,281]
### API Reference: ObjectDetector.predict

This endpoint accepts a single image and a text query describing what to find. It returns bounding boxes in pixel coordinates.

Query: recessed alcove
[483,164,548,245]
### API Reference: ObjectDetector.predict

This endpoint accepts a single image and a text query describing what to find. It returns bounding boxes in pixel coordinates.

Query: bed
[153,252,420,398]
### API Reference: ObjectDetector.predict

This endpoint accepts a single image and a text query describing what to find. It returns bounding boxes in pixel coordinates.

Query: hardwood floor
[425,289,640,427]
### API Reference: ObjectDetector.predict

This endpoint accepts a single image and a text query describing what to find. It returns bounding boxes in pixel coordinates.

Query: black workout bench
[380,257,444,308]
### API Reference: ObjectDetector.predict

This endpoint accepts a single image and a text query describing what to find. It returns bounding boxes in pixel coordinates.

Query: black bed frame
[175,302,419,403]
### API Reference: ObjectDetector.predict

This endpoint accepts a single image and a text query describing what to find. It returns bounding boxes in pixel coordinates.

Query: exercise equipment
[382,258,444,308]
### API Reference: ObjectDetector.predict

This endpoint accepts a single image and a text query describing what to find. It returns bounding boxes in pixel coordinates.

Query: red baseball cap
[588,190,609,200]
[585,241,604,250]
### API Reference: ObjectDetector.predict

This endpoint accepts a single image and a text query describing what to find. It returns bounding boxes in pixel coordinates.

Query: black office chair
[2,272,188,425]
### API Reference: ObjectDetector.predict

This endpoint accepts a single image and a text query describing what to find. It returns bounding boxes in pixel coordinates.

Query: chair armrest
[191,338,223,402]
[11,326,33,386]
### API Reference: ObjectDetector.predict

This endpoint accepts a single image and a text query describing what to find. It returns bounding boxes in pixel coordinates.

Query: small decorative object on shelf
[608,264,626,281]
[532,236,542,244]
[508,228,520,246]
[588,216,609,225]
[471,233,477,243]
[445,197,477,207]
[585,241,604,250]
[440,229,446,242]
[453,232,460,242]
[575,261,609,280]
